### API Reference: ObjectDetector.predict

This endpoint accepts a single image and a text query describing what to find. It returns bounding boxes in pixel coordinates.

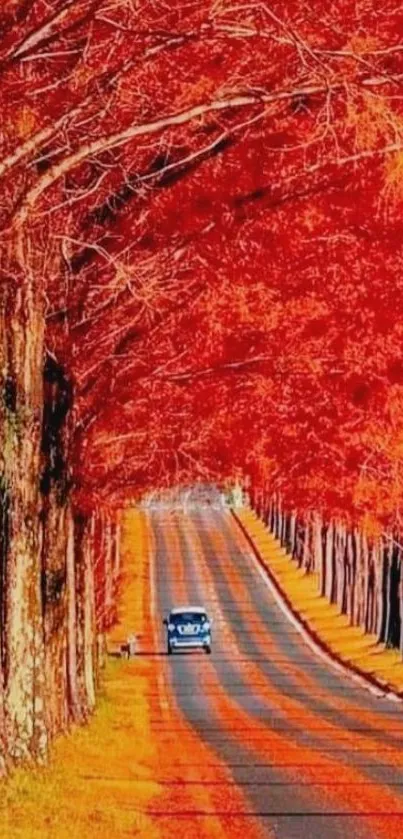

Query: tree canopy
[2,0,403,527]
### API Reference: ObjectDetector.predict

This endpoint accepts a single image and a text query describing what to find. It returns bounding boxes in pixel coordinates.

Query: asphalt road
[150,508,403,839]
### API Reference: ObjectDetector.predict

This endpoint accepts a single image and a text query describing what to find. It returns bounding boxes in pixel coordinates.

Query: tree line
[1,0,403,766]
[251,490,403,656]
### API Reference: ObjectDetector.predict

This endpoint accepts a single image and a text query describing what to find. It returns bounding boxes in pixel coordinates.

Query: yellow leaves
[345,34,380,56]
[69,62,95,93]
[382,150,403,206]
[360,511,383,540]
[13,106,37,140]
[346,92,393,152]
[175,75,218,110]
[346,89,403,209]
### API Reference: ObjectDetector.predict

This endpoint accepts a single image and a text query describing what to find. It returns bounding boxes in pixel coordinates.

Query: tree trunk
[324,521,334,601]
[41,500,69,737]
[40,355,73,737]
[66,507,81,722]
[341,527,349,615]
[83,517,96,710]
[334,524,341,606]
[104,519,114,628]
[269,497,275,532]
[364,539,374,632]
[75,515,96,716]
[347,531,356,625]
[113,519,121,583]
[377,542,388,643]
[386,539,400,649]
[302,518,310,572]
[274,496,281,540]
[0,477,9,772]
[94,514,114,667]
[296,519,304,568]
[263,495,269,527]
[2,272,47,762]
[399,551,403,660]
[355,530,365,627]
[374,541,384,640]
[280,504,287,547]
[335,524,345,611]
[313,514,323,589]
[289,512,297,557]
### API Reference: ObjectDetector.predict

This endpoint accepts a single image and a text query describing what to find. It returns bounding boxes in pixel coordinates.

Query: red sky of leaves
[2,1,403,529]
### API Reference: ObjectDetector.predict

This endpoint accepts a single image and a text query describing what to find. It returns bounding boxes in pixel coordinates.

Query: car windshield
[170,612,207,624]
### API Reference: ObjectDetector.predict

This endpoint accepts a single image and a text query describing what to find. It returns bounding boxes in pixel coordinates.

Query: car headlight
[168,623,175,631]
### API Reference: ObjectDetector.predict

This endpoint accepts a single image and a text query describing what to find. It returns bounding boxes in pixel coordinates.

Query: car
[163,606,213,655]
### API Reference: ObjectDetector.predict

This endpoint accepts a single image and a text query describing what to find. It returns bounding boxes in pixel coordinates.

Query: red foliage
[2,1,403,529]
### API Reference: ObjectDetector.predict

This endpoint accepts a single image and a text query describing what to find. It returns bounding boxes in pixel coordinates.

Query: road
[149,508,403,839]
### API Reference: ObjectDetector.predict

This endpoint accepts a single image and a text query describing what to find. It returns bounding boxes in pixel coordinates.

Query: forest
[1,0,403,766]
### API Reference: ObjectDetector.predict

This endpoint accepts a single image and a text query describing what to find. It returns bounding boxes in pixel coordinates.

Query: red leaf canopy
[2,0,403,528]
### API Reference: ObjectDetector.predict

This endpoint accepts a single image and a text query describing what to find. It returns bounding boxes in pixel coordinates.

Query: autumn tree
[1,0,403,763]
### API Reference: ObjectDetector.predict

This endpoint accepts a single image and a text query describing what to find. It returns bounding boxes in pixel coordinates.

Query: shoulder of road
[234,508,403,699]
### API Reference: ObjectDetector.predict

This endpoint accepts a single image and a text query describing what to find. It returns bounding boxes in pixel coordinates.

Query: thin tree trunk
[325,521,334,601]
[0,669,4,776]
[386,539,400,649]
[347,531,356,625]
[370,546,377,633]
[275,496,281,540]
[364,538,373,632]
[355,530,365,627]
[40,355,72,737]
[375,541,384,640]
[0,478,8,772]
[94,514,114,669]
[281,509,287,547]
[341,527,349,615]
[75,515,96,714]
[269,497,275,532]
[113,519,121,583]
[295,519,304,568]
[83,516,96,711]
[42,500,69,737]
[400,551,403,660]
[334,524,343,608]
[66,507,81,721]
[104,519,114,627]
[289,512,297,557]
[377,542,388,643]
[313,514,323,590]
[302,518,311,572]
[74,515,90,719]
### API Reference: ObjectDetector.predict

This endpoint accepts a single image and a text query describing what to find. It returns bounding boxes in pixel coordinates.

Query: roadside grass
[236,508,403,694]
[1,658,161,838]
[0,511,162,839]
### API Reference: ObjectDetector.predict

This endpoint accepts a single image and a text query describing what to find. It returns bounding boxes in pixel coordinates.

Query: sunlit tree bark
[1,261,47,761]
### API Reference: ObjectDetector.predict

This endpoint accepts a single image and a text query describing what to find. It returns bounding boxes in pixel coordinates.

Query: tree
[2,0,403,762]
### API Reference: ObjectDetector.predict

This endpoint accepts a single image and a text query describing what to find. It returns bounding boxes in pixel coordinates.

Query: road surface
[149,508,403,839]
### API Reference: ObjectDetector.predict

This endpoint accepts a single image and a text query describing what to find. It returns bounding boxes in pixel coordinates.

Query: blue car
[163,606,212,655]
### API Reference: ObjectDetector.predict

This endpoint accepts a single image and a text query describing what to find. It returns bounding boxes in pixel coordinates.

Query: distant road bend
[150,508,403,839]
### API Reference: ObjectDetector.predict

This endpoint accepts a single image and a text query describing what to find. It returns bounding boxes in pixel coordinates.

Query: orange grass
[0,510,162,839]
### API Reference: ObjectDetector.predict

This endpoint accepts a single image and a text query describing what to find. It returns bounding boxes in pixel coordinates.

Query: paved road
[150,508,403,839]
